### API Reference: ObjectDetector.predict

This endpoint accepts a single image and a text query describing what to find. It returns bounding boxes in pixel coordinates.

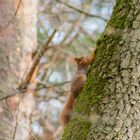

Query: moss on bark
[61,0,134,140]
[109,0,133,28]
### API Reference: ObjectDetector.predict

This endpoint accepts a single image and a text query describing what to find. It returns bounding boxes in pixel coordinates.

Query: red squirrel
[60,48,96,128]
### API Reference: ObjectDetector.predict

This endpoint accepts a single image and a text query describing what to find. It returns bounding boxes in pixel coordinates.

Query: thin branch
[12,94,21,140]
[2,100,14,116]
[59,21,79,45]
[5,0,22,29]
[0,79,18,93]
[78,24,96,41]
[34,80,71,91]
[19,29,57,90]
[66,31,79,46]
[37,89,70,101]
[56,0,108,22]
[25,126,40,140]
[19,80,70,93]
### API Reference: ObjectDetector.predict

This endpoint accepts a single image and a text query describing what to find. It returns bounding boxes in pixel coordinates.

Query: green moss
[75,34,121,114]
[61,1,135,140]
[62,118,91,140]
[113,133,119,139]
[61,33,121,140]
[109,0,133,28]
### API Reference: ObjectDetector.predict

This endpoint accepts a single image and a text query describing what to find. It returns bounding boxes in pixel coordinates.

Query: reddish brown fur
[60,48,96,128]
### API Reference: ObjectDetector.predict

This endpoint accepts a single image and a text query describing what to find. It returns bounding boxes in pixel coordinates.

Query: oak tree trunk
[62,0,140,140]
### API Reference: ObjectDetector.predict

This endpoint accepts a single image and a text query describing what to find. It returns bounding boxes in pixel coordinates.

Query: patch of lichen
[109,0,133,28]
[61,117,91,140]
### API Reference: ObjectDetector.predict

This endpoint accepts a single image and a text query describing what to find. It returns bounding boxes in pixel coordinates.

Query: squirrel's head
[74,55,91,69]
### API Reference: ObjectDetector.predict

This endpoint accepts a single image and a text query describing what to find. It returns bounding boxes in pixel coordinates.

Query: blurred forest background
[31,0,115,139]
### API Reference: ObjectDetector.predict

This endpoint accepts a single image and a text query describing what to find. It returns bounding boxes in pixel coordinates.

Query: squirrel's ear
[74,57,83,64]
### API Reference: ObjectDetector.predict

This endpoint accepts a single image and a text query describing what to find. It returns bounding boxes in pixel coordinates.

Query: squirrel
[60,48,96,128]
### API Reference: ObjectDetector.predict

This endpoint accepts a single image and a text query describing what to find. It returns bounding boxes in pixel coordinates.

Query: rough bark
[0,0,38,140]
[61,0,140,140]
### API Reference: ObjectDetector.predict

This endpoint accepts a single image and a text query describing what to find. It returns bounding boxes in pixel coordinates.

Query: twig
[2,100,14,116]
[4,0,22,29]
[19,81,71,92]
[35,80,71,91]
[0,79,19,101]
[78,24,96,41]
[66,31,79,46]
[12,94,21,140]
[19,29,57,90]
[56,0,108,22]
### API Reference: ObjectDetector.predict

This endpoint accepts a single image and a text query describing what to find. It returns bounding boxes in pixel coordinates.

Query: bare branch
[5,0,22,29]
[2,100,14,116]
[78,24,96,41]
[12,94,21,140]
[56,0,108,22]
[19,29,57,91]
[35,80,71,91]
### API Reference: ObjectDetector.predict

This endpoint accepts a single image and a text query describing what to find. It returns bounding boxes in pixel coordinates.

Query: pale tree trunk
[0,0,38,140]
[62,0,140,140]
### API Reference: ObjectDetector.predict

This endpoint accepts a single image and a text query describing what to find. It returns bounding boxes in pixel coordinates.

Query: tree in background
[0,0,37,140]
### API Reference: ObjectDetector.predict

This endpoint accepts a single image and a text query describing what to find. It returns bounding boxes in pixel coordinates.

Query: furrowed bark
[61,0,140,140]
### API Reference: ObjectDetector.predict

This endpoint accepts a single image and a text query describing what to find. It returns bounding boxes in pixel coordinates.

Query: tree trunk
[0,0,37,140]
[61,0,140,140]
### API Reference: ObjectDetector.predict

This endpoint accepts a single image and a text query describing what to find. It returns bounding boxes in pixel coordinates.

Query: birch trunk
[0,0,38,140]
